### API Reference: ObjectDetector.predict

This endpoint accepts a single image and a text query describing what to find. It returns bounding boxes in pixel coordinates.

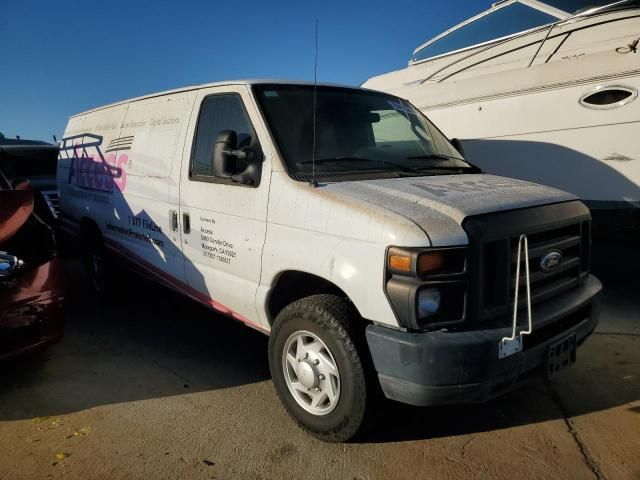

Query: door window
[190,94,257,184]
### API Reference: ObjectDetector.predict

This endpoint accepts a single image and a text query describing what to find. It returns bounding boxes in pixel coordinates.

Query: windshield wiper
[297,156,372,164]
[406,153,460,161]
[297,156,421,174]
[429,165,481,173]
[406,154,480,173]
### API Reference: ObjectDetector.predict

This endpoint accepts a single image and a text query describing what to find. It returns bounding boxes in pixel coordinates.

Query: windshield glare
[253,85,469,181]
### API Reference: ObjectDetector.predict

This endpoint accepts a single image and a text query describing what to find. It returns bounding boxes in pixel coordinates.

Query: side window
[190,94,257,183]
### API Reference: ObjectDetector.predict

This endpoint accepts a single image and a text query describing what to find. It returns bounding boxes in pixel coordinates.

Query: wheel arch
[78,216,106,251]
[266,270,364,326]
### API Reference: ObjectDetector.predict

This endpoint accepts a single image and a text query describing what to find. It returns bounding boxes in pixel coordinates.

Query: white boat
[363,0,640,213]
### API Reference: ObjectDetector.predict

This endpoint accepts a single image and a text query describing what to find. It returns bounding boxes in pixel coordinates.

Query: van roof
[71,79,371,117]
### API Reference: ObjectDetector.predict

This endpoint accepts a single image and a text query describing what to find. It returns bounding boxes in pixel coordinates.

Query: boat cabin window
[412,2,556,62]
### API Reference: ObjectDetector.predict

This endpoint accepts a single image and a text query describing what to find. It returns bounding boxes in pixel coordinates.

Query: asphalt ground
[0,241,638,479]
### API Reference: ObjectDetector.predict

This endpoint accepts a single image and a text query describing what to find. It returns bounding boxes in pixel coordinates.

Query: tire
[81,226,109,295]
[268,294,370,442]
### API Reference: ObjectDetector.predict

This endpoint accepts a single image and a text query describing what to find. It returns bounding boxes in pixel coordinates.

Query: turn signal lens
[417,252,445,275]
[388,254,411,272]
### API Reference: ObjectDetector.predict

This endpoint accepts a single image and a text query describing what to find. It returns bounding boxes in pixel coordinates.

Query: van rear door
[179,85,272,327]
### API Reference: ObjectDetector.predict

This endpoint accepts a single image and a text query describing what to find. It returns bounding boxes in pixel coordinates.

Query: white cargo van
[57,80,602,442]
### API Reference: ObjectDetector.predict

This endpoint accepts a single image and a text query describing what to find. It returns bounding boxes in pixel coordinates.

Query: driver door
[179,85,272,327]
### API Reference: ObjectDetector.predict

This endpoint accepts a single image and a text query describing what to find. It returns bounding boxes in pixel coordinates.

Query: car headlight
[0,251,23,278]
[387,247,465,277]
[385,246,467,330]
[417,287,441,318]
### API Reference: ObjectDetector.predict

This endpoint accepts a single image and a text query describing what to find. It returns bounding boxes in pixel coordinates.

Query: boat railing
[418,0,637,85]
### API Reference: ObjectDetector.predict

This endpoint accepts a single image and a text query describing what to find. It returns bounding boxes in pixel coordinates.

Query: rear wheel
[268,294,369,442]
[81,225,109,294]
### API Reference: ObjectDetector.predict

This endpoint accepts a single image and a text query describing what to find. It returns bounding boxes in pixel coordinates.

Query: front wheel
[268,294,369,442]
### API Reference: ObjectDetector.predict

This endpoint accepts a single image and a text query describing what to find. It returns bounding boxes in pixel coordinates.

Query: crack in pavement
[450,435,478,475]
[446,456,473,473]
[461,435,476,458]
[546,383,607,480]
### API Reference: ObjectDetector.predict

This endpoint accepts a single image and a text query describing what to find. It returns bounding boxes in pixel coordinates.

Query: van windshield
[253,84,472,182]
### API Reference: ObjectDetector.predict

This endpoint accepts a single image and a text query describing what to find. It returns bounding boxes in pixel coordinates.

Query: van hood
[325,174,577,246]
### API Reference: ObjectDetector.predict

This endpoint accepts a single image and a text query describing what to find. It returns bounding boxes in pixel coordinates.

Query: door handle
[170,210,178,232]
[183,212,191,234]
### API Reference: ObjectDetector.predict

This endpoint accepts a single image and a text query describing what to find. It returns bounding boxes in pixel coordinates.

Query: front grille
[509,222,586,309]
[463,201,591,324]
[40,189,60,218]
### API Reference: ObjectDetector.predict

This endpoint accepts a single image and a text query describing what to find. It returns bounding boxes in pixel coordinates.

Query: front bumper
[366,274,602,406]
[0,258,66,361]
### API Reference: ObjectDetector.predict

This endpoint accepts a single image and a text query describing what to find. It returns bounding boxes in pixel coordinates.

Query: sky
[0,0,484,142]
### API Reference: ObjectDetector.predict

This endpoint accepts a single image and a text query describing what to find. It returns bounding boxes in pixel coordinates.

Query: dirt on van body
[0,244,638,480]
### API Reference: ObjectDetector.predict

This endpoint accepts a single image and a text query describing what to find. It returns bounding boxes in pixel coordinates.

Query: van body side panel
[258,225,395,325]
[179,86,272,328]
[57,105,130,234]
[58,93,196,287]
[258,172,430,327]
[108,93,196,284]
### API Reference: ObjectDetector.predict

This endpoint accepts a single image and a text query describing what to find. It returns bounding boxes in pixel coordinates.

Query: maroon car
[0,176,65,360]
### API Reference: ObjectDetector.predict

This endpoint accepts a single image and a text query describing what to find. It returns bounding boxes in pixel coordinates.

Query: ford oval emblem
[540,250,563,273]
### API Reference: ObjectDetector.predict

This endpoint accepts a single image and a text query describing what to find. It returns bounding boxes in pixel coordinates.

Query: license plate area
[547,332,576,379]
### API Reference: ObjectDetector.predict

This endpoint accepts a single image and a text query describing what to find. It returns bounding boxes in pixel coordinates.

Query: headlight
[387,247,465,277]
[385,246,467,330]
[0,251,23,278]
[418,287,441,318]
[417,252,445,275]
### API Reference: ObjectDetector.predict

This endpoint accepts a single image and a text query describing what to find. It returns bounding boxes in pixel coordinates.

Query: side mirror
[0,251,23,278]
[367,112,381,123]
[211,130,262,186]
[450,138,465,157]
[212,130,238,178]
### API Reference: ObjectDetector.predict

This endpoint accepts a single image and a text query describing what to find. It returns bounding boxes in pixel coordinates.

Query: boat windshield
[412,0,640,63]
[412,2,557,63]
[253,84,471,182]
[545,0,639,14]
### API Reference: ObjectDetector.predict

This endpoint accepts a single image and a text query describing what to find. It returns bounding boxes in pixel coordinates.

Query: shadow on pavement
[358,336,638,443]
[0,259,269,421]
[0,243,638,444]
